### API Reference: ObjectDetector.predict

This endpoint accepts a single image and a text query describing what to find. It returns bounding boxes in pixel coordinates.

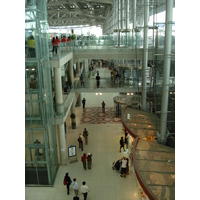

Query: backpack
[84,130,88,136]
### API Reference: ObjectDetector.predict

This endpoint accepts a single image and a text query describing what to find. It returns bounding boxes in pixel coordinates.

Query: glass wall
[25,0,58,185]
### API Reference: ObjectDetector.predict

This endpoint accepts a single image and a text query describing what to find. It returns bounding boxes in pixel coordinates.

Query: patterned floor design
[80,107,122,124]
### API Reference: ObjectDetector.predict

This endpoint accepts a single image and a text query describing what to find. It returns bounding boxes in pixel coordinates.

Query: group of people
[52,36,61,54]
[64,173,89,200]
[51,35,71,54]
[119,130,129,152]
[77,128,89,151]
[112,156,130,178]
[81,152,93,170]
[77,128,93,170]
[81,98,106,113]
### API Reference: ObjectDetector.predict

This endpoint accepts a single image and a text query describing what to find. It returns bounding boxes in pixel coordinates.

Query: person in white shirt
[81,181,89,200]
[72,178,79,196]
[120,156,127,178]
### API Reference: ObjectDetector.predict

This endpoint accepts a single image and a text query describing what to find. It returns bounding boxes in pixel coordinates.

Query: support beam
[158,0,173,145]
[142,0,149,111]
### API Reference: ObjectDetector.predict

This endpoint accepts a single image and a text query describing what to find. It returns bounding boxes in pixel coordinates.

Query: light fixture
[95,93,102,95]
[127,93,130,95]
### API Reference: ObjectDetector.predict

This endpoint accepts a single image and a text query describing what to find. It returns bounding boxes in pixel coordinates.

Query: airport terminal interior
[25,0,175,199]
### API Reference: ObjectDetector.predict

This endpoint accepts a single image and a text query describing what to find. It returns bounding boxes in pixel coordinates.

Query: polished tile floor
[81,107,122,124]
[25,106,142,200]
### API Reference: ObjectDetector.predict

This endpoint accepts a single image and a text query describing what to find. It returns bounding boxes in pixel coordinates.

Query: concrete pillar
[69,58,74,84]
[54,67,66,165]
[126,0,129,46]
[118,0,121,46]
[142,0,149,111]
[121,0,124,45]
[58,124,66,165]
[159,0,173,145]
[71,99,76,124]
[133,0,137,48]
[54,67,63,114]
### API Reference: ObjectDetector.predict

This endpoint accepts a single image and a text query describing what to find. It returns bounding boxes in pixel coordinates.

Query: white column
[54,67,66,165]
[133,0,137,49]
[71,100,76,124]
[54,67,63,114]
[58,124,66,165]
[159,0,173,145]
[142,0,149,111]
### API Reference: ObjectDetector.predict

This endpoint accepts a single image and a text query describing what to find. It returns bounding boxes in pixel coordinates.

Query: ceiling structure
[47,0,113,28]
[46,0,174,30]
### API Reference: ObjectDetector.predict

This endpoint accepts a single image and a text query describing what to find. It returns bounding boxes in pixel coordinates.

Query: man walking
[81,181,89,200]
[83,128,89,145]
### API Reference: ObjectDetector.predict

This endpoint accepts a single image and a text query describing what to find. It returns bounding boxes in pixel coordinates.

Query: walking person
[120,156,128,178]
[56,36,60,54]
[83,128,89,145]
[81,181,90,200]
[72,178,79,197]
[81,153,87,170]
[82,98,86,108]
[119,136,125,152]
[101,101,105,113]
[65,173,72,195]
[96,74,100,88]
[78,133,84,151]
[80,74,84,87]
[87,153,92,169]
[61,35,66,52]
[52,37,57,54]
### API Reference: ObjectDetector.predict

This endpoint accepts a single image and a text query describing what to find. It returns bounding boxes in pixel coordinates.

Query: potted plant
[70,113,76,129]
[71,29,76,40]
[71,29,76,47]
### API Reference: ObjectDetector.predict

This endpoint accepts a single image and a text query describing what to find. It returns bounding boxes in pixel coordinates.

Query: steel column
[159,0,173,144]
[142,0,149,111]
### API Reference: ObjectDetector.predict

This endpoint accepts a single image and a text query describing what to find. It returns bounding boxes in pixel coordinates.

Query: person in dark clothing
[96,74,100,87]
[82,98,86,108]
[80,74,84,86]
[119,136,125,152]
[65,173,72,195]
[52,37,57,54]
[83,128,89,145]
[112,159,121,172]
[101,101,105,113]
